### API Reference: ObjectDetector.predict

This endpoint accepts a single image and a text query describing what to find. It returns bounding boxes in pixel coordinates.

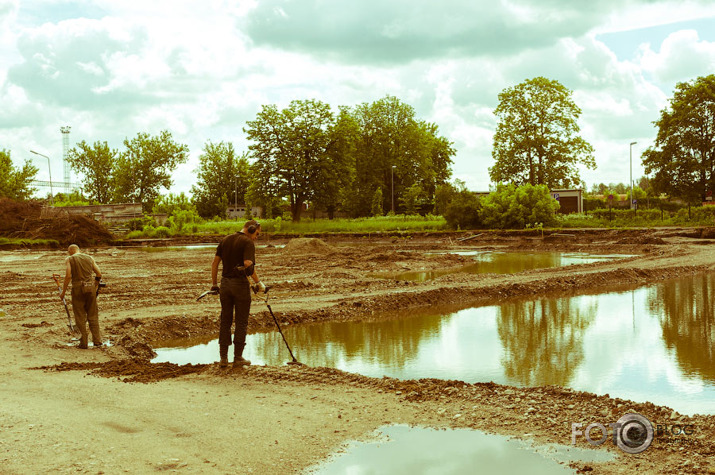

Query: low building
[226,205,263,219]
[550,189,583,214]
[42,203,143,222]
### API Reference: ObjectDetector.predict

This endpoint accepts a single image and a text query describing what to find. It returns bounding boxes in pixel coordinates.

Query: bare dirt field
[1,228,715,473]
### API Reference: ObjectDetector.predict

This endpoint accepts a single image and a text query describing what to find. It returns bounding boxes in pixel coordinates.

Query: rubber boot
[219,345,229,368]
[233,344,250,367]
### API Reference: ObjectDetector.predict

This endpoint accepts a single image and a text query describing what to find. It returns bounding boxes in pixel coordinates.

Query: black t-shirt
[216,232,256,279]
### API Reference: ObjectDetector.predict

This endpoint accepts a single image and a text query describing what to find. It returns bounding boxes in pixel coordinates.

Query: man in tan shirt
[60,244,103,349]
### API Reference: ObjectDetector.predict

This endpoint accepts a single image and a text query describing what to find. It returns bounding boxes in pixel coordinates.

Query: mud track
[2,228,715,473]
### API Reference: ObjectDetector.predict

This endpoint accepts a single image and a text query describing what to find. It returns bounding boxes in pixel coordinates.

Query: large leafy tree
[113,130,189,211]
[191,141,250,218]
[0,149,38,200]
[315,106,358,219]
[490,77,595,188]
[344,96,454,216]
[643,74,715,203]
[65,140,117,203]
[245,99,335,221]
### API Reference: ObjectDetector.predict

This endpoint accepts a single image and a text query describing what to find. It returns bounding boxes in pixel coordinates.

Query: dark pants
[71,286,101,346]
[219,277,251,358]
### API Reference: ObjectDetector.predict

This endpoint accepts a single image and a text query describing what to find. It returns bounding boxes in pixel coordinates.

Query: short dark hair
[244,219,261,234]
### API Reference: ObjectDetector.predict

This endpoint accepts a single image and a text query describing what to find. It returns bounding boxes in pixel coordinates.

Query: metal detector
[196,288,219,301]
[51,273,77,335]
[258,287,302,366]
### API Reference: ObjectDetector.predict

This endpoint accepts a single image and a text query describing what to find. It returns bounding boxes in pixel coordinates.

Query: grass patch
[0,237,60,247]
[125,215,448,238]
[556,208,715,228]
[200,215,448,234]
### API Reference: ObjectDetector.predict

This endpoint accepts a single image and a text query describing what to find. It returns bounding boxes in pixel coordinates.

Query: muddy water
[308,424,614,474]
[372,251,629,281]
[0,251,44,263]
[153,273,715,415]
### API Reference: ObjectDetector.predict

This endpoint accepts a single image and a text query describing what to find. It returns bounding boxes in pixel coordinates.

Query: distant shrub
[480,184,559,229]
[444,191,482,230]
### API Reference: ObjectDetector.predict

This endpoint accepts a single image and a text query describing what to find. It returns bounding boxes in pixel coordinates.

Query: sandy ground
[1,228,715,473]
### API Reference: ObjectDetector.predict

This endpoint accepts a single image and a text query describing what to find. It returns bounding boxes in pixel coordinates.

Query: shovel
[51,274,77,335]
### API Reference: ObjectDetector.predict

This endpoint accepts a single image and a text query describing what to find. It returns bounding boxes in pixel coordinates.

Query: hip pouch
[81,280,95,294]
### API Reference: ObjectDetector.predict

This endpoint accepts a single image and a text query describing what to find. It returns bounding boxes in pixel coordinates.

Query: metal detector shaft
[51,274,76,334]
[263,289,300,364]
[196,289,218,301]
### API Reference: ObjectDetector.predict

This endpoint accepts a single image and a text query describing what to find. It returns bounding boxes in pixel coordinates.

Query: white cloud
[2,0,715,196]
[638,29,715,84]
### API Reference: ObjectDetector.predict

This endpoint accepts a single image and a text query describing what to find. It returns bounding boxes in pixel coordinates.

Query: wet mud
[3,228,715,473]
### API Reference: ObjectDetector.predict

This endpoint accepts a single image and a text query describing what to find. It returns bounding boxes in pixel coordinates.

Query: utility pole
[30,150,53,206]
[629,141,637,210]
[391,165,396,214]
[61,126,71,195]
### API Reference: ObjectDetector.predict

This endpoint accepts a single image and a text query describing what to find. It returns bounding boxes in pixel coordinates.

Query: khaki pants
[71,286,101,346]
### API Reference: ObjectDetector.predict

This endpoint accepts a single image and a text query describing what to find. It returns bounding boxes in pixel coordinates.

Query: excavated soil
[2,228,715,473]
[0,198,114,247]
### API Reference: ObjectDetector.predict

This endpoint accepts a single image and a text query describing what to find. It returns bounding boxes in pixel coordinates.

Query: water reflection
[154,274,715,415]
[309,425,614,474]
[373,251,626,281]
[649,274,715,381]
[498,299,596,386]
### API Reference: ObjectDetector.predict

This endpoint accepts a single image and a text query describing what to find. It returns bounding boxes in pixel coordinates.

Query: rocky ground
[1,228,714,473]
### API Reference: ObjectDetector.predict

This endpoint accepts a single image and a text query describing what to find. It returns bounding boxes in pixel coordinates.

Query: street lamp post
[629,141,637,210]
[391,165,396,214]
[30,150,53,206]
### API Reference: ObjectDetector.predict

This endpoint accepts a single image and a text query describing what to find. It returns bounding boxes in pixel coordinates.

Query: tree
[0,149,38,200]
[370,187,384,216]
[399,183,427,215]
[444,188,482,230]
[65,140,117,203]
[245,99,335,221]
[480,183,560,229]
[191,141,250,218]
[314,106,358,219]
[152,192,196,216]
[343,96,454,216]
[490,77,595,188]
[643,75,715,203]
[113,130,189,211]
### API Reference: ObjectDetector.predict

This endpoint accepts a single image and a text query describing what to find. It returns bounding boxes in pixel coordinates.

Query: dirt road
[1,229,714,473]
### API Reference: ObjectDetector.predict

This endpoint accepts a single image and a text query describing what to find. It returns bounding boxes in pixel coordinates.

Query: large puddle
[154,273,715,415]
[307,424,614,474]
[372,251,629,281]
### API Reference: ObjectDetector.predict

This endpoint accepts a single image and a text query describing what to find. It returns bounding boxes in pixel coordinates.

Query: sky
[2,0,715,198]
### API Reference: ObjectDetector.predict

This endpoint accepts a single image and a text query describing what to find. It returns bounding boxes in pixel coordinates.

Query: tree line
[3,74,715,224]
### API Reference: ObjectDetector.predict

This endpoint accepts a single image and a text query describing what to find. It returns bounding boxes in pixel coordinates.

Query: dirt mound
[0,198,114,247]
[615,235,666,245]
[281,237,335,255]
[0,198,42,234]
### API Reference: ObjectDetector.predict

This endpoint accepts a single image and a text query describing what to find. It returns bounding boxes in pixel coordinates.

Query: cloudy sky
[2,0,715,198]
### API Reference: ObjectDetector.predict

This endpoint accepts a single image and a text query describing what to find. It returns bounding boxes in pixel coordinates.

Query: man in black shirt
[211,219,265,368]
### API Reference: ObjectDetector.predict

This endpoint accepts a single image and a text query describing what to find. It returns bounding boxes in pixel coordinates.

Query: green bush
[444,190,482,230]
[154,226,171,238]
[480,183,559,229]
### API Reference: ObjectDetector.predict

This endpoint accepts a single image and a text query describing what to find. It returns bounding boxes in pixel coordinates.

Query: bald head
[68,244,80,255]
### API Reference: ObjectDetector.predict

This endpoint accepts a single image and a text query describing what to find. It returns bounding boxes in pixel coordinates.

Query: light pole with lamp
[629,141,637,210]
[234,175,239,220]
[30,150,54,206]
[391,165,396,214]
